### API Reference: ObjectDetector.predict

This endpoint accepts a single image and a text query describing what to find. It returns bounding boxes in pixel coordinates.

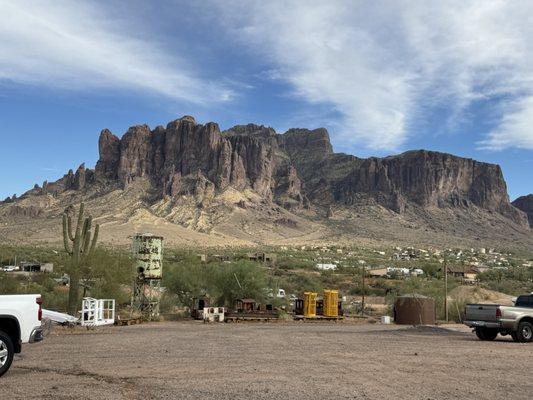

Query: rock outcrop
[5,115,529,228]
[512,195,533,227]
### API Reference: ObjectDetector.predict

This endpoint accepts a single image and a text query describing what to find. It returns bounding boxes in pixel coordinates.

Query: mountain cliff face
[3,113,530,249]
[512,195,533,227]
[8,115,527,228]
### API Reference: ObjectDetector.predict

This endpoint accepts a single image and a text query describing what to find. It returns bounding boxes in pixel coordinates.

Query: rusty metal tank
[132,233,163,279]
[394,295,436,325]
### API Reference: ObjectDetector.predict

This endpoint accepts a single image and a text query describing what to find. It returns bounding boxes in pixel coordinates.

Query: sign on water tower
[132,233,163,280]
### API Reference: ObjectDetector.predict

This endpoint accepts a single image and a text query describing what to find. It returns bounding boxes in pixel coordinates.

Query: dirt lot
[1,322,531,400]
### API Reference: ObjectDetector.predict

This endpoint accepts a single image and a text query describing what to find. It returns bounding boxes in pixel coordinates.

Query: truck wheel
[516,321,533,343]
[0,330,14,377]
[475,328,498,341]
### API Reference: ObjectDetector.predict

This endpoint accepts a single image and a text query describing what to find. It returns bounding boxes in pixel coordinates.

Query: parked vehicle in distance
[0,294,44,377]
[1,266,18,272]
[464,294,533,343]
[266,288,286,299]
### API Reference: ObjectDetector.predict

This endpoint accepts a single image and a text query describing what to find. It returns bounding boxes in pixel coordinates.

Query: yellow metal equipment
[323,289,339,317]
[303,292,317,317]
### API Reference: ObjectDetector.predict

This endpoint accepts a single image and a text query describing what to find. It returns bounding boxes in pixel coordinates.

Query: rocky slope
[0,116,530,248]
[512,195,533,227]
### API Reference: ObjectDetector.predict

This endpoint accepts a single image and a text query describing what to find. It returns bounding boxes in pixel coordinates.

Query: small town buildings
[247,252,276,264]
[368,267,424,278]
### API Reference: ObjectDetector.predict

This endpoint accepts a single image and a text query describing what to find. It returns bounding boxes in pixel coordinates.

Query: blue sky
[1,0,532,200]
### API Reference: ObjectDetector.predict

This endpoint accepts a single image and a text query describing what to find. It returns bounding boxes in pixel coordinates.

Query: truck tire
[0,330,15,377]
[475,327,498,341]
[511,332,519,342]
[516,321,533,343]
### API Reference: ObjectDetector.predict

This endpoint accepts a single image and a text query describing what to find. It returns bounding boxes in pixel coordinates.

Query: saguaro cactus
[62,203,99,315]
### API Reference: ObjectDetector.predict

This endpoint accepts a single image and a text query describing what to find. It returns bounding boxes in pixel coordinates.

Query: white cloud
[0,0,232,104]
[212,0,533,151]
[479,97,533,150]
[3,1,533,151]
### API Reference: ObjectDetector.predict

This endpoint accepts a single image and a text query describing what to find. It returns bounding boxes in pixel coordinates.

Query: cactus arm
[75,203,85,239]
[67,215,74,241]
[81,217,91,253]
[72,203,84,264]
[89,224,99,255]
[62,214,72,254]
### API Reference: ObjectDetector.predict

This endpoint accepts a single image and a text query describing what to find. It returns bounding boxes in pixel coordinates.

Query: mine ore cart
[225,298,280,322]
[191,296,210,320]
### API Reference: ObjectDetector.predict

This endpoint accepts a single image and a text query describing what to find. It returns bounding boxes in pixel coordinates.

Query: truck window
[515,296,533,308]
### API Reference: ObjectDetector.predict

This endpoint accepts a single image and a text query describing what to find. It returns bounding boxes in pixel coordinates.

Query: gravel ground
[1,321,531,400]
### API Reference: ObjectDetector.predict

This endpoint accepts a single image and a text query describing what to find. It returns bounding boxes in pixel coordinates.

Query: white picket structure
[81,298,115,326]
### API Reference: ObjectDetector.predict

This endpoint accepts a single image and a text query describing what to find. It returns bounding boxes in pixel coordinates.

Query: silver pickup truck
[464,294,533,343]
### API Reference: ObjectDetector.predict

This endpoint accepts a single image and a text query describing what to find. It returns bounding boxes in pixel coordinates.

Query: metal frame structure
[132,277,162,318]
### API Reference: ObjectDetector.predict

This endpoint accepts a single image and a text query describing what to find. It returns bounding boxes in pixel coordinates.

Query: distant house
[247,252,277,264]
[316,263,337,271]
[443,265,479,283]
[19,262,53,273]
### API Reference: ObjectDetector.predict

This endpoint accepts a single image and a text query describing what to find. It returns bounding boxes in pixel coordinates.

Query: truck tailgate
[465,304,499,322]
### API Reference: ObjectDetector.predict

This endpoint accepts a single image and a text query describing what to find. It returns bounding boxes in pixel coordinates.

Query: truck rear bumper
[29,327,44,343]
[464,320,501,329]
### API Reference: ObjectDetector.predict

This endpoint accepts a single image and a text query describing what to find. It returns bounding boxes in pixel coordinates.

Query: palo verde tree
[62,203,99,315]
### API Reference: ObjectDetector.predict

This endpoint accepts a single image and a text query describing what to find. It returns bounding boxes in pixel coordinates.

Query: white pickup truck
[0,294,44,377]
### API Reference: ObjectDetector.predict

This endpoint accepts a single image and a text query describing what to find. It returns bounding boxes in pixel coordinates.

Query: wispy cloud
[212,1,533,151]
[40,167,60,172]
[0,0,232,104]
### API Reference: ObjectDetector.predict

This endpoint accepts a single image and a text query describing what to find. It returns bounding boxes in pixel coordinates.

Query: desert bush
[164,260,217,306]
[164,259,269,308]
[212,261,268,306]
[0,272,19,294]
[83,249,133,304]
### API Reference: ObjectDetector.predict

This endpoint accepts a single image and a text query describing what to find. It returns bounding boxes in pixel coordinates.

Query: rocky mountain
[512,195,533,227]
[0,116,530,248]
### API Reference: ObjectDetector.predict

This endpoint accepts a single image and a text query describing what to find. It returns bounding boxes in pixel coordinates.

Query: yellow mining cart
[323,289,339,317]
[303,292,317,317]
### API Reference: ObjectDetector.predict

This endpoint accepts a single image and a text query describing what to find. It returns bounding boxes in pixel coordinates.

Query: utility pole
[444,258,449,323]
[361,264,365,316]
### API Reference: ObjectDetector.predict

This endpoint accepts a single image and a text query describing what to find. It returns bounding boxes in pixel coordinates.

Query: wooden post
[444,259,448,323]
[361,264,365,316]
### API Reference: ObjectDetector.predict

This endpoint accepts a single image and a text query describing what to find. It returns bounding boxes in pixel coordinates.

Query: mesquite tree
[62,203,99,315]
